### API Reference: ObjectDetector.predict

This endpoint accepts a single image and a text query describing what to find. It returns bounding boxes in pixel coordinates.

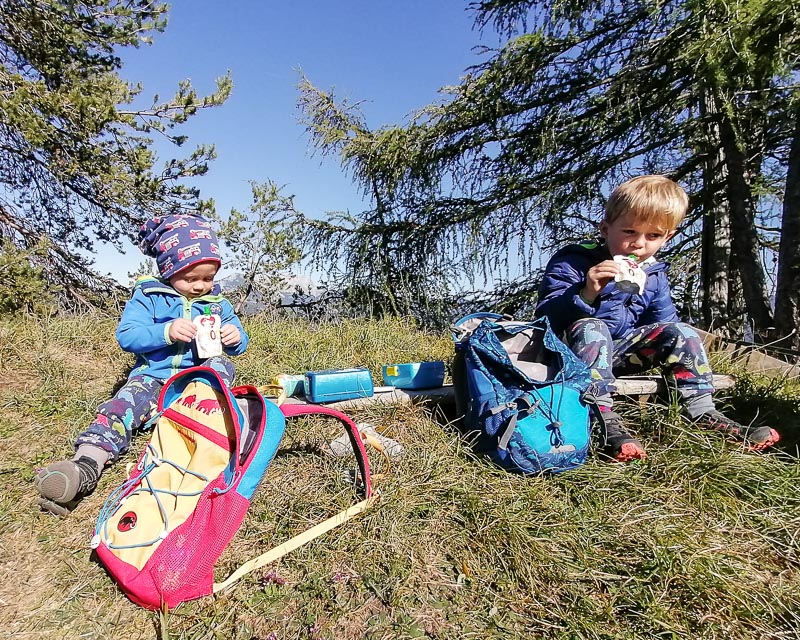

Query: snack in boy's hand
[193,306,223,358]
[613,254,646,295]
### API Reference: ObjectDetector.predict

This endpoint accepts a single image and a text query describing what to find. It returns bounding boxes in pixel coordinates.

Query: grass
[0,313,798,639]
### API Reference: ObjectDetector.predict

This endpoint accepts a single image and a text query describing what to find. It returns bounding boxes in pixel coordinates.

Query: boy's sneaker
[692,409,780,451]
[34,456,101,516]
[598,410,646,462]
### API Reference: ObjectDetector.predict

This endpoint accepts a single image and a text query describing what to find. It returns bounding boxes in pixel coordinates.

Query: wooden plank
[279,374,736,410]
[696,328,800,379]
[613,374,734,396]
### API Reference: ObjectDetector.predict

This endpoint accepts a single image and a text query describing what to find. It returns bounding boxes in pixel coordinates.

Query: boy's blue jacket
[116,277,249,380]
[535,241,678,339]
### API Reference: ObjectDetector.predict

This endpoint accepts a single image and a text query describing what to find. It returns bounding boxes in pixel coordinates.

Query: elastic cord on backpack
[494,369,569,451]
[140,410,165,431]
[530,369,568,448]
[94,443,211,550]
[212,469,241,495]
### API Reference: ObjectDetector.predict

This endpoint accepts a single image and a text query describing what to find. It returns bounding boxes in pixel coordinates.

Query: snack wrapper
[193,310,223,358]
[613,255,646,295]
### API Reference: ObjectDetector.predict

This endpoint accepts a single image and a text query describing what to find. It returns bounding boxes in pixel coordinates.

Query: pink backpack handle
[279,404,372,498]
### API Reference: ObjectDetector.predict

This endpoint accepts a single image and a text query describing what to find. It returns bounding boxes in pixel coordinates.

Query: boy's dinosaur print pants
[75,356,236,462]
[565,319,715,414]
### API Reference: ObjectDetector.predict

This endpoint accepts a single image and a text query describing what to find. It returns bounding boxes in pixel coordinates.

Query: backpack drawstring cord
[93,443,210,551]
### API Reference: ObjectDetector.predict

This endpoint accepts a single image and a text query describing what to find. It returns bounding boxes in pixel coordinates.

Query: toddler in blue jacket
[536,175,779,462]
[35,214,249,514]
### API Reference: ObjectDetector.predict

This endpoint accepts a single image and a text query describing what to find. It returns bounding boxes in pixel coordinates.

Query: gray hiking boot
[35,456,101,515]
[598,410,646,462]
[691,409,780,451]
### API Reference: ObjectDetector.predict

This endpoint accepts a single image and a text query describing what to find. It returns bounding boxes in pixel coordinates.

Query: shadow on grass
[724,393,800,456]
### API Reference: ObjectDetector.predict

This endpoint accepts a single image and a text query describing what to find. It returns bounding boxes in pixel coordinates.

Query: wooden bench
[282,374,736,411]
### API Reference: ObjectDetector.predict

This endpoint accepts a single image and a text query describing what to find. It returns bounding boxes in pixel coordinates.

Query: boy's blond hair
[605,175,688,231]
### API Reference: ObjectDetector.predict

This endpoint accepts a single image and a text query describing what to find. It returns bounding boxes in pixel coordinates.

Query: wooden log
[613,374,734,396]
[279,374,736,411]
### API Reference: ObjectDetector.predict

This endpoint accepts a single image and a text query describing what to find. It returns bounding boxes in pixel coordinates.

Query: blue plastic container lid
[382,361,445,389]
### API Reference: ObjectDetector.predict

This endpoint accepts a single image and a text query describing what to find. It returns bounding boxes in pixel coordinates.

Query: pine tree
[213,181,302,314]
[0,1,231,309]
[298,0,800,338]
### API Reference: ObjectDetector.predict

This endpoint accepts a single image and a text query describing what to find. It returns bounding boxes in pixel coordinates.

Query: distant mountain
[218,272,324,313]
[218,272,246,291]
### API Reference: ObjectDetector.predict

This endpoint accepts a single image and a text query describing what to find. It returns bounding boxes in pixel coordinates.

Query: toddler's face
[168,261,218,299]
[600,213,675,261]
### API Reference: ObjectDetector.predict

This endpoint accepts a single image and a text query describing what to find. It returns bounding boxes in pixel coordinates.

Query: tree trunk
[700,192,732,333]
[235,256,265,316]
[699,93,731,332]
[715,105,774,333]
[774,104,800,350]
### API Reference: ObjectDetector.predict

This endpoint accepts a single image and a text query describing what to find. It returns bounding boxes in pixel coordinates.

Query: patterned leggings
[75,356,236,462]
[565,319,715,416]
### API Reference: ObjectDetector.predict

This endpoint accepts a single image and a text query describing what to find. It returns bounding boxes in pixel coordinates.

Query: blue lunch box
[382,361,445,390]
[303,368,374,403]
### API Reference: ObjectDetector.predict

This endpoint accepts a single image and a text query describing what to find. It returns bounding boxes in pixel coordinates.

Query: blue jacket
[116,277,249,380]
[535,242,678,339]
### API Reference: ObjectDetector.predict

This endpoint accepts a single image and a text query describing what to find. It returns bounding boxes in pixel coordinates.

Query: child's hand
[581,260,620,303]
[169,318,197,343]
[220,324,242,347]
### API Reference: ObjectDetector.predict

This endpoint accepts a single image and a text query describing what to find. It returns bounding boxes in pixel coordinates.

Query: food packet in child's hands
[613,254,647,295]
[193,307,223,358]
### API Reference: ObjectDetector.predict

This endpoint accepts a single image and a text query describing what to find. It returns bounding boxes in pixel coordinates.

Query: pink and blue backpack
[91,365,372,609]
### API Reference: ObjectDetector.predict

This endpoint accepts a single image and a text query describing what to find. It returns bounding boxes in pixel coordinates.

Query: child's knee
[661,322,707,354]
[570,317,604,330]
[567,318,612,345]
[204,355,236,385]
[675,322,705,345]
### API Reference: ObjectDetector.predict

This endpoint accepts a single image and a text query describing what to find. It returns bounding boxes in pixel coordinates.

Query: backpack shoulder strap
[212,402,377,595]
[279,403,372,498]
[212,495,376,594]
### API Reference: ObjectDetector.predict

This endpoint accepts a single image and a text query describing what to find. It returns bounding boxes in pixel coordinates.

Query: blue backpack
[452,313,595,474]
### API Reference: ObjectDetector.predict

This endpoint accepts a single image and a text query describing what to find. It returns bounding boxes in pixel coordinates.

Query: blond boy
[536,175,779,461]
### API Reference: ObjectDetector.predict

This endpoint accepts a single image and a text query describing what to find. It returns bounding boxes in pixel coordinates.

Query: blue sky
[94,1,499,282]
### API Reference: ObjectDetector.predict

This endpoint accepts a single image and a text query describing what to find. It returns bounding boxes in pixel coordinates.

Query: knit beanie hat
[138,214,222,279]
